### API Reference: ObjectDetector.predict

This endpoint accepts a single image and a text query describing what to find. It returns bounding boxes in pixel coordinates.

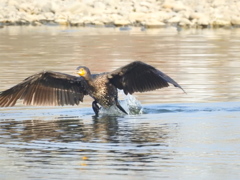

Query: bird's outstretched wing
[108,61,185,94]
[0,71,88,107]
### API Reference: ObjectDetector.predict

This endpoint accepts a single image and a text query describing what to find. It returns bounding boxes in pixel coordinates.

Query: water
[0,26,240,179]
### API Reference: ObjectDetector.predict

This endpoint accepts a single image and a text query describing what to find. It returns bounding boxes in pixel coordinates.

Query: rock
[50,1,62,14]
[172,1,188,12]
[104,0,119,8]
[32,21,41,26]
[139,1,152,8]
[43,12,55,21]
[129,12,146,22]
[231,16,240,25]
[114,19,131,26]
[41,2,53,13]
[135,4,149,13]
[69,15,84,26]
[91,15,106,25]
[92,14,110,24]
[190,12,210,27]
[110,13,123,22]
[144,21,166,28]
[152,11,174,22]
[55,18,68,25]
[67,2,87,14]
[3,11,19,24]
[36,14,45,21]
[162,0,175,9]
[179,10,191,19]
[81,16,95,24]
[54,12,69,25]
[197,16,210,26]
[210,7,231,27]
[18,2,39,14]
[19,12,33,22]
[168,15,181,24]
[82,0,95,6]
[190,12,204,20]
[93,21,104,26]
[212,19,231,27]
[139,1,156,10]
[211,0,226,8]
[179,18,192,26]
[190,18,197,27]
[94,1,106,10]
[237,2,240,10]
[6,0,19,7]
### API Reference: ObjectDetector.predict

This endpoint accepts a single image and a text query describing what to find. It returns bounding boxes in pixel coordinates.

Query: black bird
[0,61,185,116]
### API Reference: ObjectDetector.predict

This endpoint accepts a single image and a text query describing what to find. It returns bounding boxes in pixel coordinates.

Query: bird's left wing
[108,61,186,94]
[0,71,88,107]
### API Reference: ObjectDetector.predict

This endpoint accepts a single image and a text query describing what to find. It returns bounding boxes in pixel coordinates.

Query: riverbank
[0,0,240,28]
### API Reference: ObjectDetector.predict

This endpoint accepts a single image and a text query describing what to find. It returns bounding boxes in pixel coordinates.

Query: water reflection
[1,102,240,179]
[0,115,170,145]
[0,114,177,179]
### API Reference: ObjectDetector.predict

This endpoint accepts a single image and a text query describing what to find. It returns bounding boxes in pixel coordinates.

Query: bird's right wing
[0,71,88,107]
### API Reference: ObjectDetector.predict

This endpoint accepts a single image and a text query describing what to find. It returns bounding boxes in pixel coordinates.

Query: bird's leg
[115,100,128,115]
[92,100,100,116]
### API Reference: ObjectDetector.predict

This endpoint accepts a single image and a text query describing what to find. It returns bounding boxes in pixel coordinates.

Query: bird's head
[76,66,91,78]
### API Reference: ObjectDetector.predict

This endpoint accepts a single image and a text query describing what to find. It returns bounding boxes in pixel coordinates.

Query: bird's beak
[77,68,85,77]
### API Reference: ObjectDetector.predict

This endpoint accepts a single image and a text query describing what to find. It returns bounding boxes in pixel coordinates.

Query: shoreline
[0,0,240,28]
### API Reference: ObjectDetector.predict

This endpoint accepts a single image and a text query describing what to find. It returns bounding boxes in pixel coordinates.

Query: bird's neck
[84,75,94,86]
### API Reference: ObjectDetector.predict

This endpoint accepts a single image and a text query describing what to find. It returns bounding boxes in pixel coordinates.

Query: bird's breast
[88,76,117,107]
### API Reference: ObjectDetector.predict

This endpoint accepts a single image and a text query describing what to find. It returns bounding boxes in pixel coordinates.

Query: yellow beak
[77,68,86,76]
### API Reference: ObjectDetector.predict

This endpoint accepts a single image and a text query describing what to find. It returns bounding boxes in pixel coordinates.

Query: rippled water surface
[0,26,240,179]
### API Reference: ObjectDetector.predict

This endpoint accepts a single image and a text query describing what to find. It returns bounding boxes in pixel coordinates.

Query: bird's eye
[81,68,85,73]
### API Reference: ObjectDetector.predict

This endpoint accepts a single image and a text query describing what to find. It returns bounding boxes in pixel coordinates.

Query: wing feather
[108,61,185,94]
[0,71,88,107]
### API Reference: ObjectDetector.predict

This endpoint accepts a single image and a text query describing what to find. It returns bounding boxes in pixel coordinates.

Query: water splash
[120,93,143,115]
[99,91,143,116]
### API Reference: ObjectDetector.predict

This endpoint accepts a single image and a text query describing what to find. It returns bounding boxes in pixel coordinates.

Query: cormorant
[0,61,185,116]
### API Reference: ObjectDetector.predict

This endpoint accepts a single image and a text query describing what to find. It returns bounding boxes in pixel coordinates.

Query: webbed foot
[116,101,128,115]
